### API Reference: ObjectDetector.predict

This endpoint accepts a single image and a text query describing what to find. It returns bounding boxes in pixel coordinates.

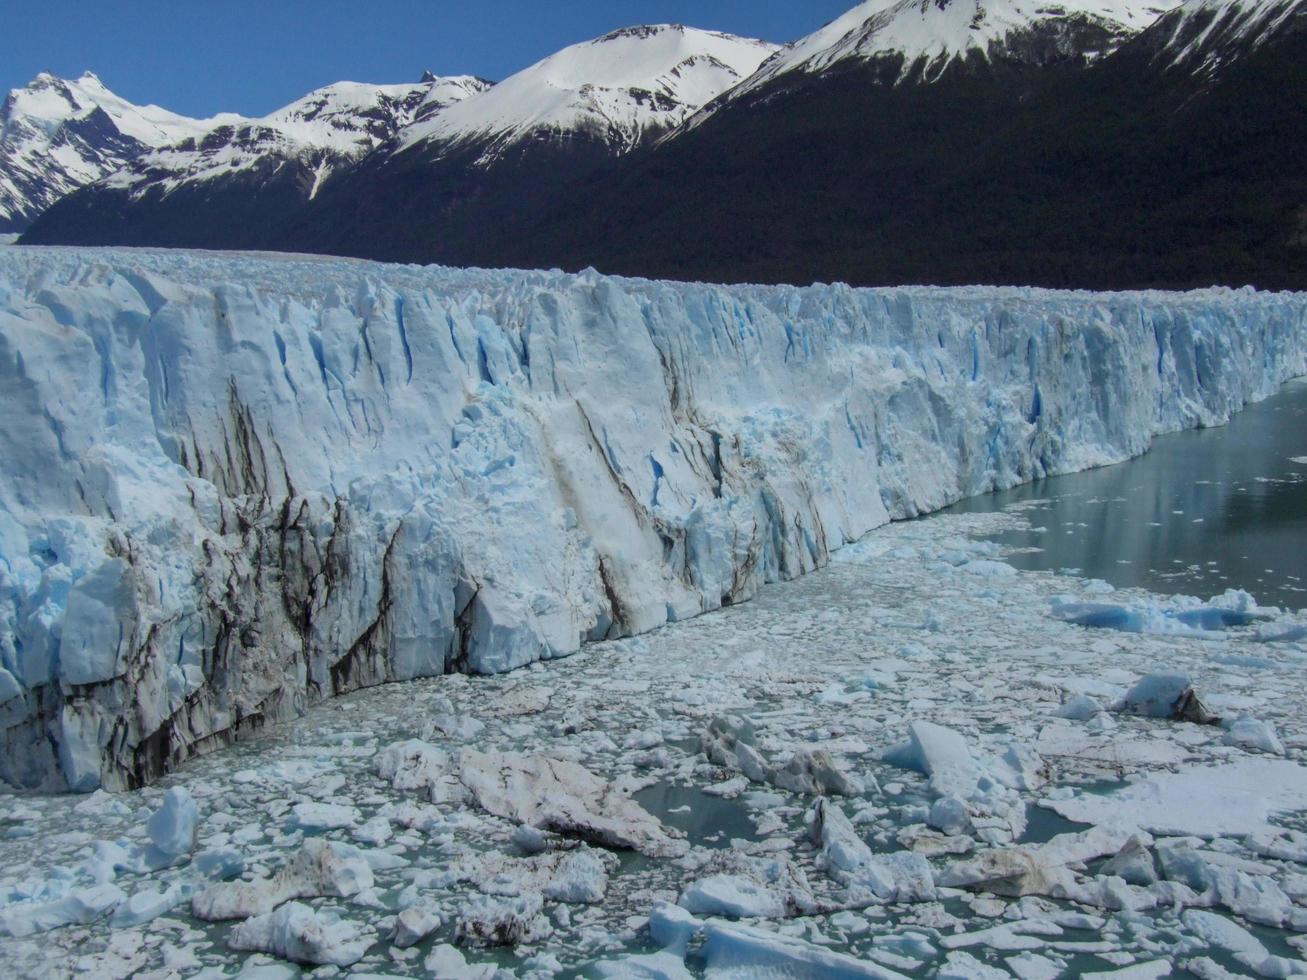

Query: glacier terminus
[1,247,1304,794]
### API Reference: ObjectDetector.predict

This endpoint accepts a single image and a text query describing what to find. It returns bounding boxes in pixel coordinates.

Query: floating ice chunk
[376,739,465,804]
[1223,716,1285,755]
[938,951,1010,979]
[454,893,551,947]
[543,848,611,904]
[700,716,770,783]
[960,559,1017,577]
[511,824,550,855]
[1057,694,1104,721]
[290,801,360,830]
[195,847,246,879]
[229,901,374,967]
[424,943,499,979]
[457,749,686,857]
[938,827,1134,898]
[424,700,485,740]
[1248,829,1307,864]
[1046,760,1307,836]
[699,918,910,978]
[988,743,1048,792]
[679,874,788,919]
[1005,952,1066,980]
[769,748,863,796]
[110,880,196,927]
[648,900,701,953]
[929,796,975,836]
[0,882,125,937]
[883,722,980,800]
[812,798,875,875]
[1051,593,1269,637]
[1114,672,1217,724]
[1256,624,1307,644]
[704,776,751,798]
[594,950,696,979]
[353,815,392,846]
[146,786,199,858]
[192,838,374,920]
[1158,842,1295,927]
[883,721,1027,842]
[811,799,936,903]
[1050,602,1156,632]
[1179,909,1301,978]
[1079,962,1172,978]
[1101,835,1159,886]
[393,905,442,948]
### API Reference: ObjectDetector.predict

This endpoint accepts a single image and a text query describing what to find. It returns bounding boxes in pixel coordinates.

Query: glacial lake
[945,377,1307,611]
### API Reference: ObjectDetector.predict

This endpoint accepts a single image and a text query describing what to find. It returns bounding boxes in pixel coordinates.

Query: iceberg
[1,246,1304,790]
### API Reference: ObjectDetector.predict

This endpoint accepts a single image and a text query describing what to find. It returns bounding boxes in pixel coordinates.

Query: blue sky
[5,1,854,118]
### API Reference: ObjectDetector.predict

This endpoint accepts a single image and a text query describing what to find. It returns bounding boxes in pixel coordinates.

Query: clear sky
[5,1,856,118]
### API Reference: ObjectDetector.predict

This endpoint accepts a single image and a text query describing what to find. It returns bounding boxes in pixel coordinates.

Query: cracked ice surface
[2,247,1306,792]
[5,509,1307,976]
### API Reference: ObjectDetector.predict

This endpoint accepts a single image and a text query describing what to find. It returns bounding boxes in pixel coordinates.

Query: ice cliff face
[0,247,1303,792]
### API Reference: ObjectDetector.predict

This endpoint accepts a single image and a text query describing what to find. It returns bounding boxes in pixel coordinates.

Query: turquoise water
[945,379,1307,611]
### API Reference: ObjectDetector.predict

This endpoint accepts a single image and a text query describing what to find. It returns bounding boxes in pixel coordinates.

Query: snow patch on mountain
[0,247,1303,792]
[103,76,490,197]
[399,25,778,161]
[1151,0,1304,75]
[0,72,232,230]
[730,0,1177,90]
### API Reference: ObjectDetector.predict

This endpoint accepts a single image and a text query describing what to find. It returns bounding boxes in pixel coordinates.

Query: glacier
[0,246,1304,792]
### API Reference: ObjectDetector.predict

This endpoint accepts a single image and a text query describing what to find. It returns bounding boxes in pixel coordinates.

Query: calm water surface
[944,378,1307,611]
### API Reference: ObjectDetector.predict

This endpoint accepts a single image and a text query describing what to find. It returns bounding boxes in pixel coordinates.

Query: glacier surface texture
[0,247,1303,791]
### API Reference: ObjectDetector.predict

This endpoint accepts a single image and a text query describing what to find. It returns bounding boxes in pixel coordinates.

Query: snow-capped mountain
[397,25,778,161]
[103,75,489,201]
[0,71,229,231]
[726,0,1177,95]
[17,1,1306,290]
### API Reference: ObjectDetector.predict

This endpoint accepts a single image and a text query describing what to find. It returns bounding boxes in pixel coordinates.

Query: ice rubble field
[6,509,1307,977]
[2,247,1307,794]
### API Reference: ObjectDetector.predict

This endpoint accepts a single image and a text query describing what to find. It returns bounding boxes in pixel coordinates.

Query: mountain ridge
[15,0,1306,290]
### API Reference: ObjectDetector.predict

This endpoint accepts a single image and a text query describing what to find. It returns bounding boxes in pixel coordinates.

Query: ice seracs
[1,247,1306,792]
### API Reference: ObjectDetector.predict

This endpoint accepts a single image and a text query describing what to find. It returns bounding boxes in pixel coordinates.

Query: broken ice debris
[145,786,199,858]
[1114,672,1219,724]
[192,839,373,921]
[228,901,374,967]
[458,749,687,857]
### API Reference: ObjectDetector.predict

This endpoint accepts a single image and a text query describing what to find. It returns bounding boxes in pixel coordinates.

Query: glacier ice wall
[0,248,1303,791]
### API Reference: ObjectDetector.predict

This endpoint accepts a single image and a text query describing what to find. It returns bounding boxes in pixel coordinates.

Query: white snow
[104,75,490,196]
[0,71,233,227]
[1044,759,1307,836]
[693,0,1178,116]
[399,25,778,160]
[1153,0,1305,75]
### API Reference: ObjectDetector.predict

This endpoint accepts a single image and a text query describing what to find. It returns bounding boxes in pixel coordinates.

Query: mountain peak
[397,24,779,160]
[733,0,1177,90]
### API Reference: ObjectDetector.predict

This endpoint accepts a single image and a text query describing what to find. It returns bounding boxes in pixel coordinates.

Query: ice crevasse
[0,247,1303,791]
